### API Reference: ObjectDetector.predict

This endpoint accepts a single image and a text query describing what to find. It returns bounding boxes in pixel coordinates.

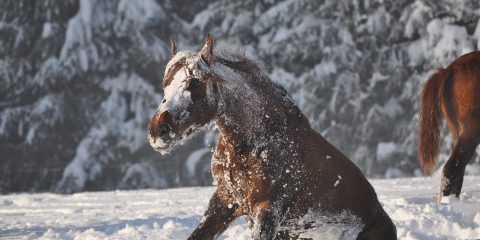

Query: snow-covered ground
[1,176,480,240]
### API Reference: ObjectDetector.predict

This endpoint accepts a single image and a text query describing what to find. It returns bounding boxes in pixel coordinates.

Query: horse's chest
[212,150,265,205]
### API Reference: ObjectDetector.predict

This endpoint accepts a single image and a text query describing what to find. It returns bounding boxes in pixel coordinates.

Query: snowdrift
[1,176,480,239]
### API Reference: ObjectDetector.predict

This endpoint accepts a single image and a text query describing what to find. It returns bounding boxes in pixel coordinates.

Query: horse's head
[148,35,219,154]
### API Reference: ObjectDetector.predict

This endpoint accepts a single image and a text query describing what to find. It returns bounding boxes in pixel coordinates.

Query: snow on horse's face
[149,36,217,154]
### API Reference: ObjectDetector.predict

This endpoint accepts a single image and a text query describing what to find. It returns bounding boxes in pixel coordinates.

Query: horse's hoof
[440,176,463,199]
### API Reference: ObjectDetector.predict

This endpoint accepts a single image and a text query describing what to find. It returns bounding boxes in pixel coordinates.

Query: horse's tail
[418,69,449,175]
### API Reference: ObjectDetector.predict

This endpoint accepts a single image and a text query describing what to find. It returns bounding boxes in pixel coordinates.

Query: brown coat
[149,36,397,239]
[419,51,480,199]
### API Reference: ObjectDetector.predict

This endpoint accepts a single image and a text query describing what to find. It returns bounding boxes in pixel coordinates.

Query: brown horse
[149,36,396,239]
[419,51,480,199]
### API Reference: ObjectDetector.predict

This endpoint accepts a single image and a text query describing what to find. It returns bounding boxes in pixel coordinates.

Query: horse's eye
[186,78,205,101]
[187,78,201,90]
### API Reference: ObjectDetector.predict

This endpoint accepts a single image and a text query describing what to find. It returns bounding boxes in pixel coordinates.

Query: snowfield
[1,176,480,240]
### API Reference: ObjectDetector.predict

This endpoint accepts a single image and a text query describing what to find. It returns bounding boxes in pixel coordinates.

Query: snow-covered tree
[1,0,480,193]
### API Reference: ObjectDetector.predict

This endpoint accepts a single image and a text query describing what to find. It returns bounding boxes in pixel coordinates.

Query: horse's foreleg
[441,135,478,198]
[251,199,290,240]
[188,189,239,240]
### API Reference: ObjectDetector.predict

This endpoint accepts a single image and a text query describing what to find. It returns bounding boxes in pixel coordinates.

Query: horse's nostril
[149,111,173,140]
[159,124,171,137]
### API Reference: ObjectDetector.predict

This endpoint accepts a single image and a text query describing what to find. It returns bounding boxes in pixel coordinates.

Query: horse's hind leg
[441,132,479,197]
[356,205,397,240]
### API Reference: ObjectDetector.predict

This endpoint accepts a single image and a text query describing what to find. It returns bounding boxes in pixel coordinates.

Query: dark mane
[162,49,264,89]
[215,49,266,76]
[214,48,299,116]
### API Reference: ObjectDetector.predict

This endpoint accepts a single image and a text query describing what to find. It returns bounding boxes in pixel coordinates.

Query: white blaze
[159,69,192,118]
[149,52,197,154]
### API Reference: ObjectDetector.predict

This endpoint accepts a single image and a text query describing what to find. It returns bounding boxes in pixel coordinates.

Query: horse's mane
[214,48,267,77]
[212,48,306,128]
[213,48,296,108]
[162,48,267,89]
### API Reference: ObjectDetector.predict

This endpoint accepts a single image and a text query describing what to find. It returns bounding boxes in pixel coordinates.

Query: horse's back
[448,51,480,68]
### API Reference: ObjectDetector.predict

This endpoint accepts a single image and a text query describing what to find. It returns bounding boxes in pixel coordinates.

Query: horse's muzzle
[149,111,174,142]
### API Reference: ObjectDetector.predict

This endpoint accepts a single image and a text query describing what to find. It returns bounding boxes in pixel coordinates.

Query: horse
[419,51,480,200]
[148,35,397,240]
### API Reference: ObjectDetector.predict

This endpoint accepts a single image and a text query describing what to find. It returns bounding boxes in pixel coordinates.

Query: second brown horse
[419,51,480,199]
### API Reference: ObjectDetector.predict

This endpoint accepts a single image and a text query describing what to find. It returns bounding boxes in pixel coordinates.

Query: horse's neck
[214,73,310,148]
[215,83,265,143]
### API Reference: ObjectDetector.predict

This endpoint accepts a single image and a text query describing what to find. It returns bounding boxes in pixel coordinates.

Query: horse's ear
[200,34,214,65]
[171,37,178,56]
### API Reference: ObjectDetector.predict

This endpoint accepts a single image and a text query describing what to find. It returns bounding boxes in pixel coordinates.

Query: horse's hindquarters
[295,132,397,239]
